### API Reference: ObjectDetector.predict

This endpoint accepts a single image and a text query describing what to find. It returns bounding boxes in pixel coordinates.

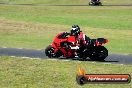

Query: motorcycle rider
[70,25,91,58]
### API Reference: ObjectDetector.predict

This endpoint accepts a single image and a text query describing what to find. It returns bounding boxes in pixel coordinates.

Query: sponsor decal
[76,66,131,85]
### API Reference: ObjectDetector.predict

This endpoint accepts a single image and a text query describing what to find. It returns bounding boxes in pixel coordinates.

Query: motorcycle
[45,32,108,61]
[89,0,102,6]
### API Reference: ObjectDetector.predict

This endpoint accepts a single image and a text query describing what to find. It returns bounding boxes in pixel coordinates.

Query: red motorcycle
[45,32,108,61]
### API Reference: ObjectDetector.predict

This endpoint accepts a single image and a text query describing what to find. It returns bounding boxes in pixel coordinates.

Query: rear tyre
[89,46,108,61]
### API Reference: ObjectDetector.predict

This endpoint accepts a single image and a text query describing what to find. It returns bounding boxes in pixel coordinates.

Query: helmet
[71,25,80,36]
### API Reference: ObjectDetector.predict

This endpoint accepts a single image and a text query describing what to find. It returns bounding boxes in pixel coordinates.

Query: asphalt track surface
[0,48,132,65]
[0,3,132,6]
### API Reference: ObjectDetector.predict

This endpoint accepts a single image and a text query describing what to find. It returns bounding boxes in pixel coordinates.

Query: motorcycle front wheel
[45,45,56,58]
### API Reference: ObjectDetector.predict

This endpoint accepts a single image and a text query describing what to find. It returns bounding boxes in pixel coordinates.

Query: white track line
[47,59,57,61]
[103,63,111,64]
[10,56,16,58]
[91,62,96,63]
[62,60,71,61]
[120,64,124,65]
[10,56,40,60]
[2,47,7,48]
[18,48,23,49]
[21,57,32,59]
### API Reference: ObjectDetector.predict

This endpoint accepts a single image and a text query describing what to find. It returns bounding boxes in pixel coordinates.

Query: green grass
[0,56,132,88]
[0,6,132,30]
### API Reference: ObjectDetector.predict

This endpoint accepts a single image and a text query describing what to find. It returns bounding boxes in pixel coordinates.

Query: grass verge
[0,56,131,88]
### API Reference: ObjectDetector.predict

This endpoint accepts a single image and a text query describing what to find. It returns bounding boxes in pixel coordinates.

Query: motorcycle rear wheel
[89,46,108,61]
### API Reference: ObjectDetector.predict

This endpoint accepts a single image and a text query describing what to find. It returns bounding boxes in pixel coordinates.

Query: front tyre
[45,45,56,58]
[89,46,108,61]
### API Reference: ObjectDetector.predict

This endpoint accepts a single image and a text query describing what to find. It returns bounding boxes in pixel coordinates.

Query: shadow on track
[58,57,119,63]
